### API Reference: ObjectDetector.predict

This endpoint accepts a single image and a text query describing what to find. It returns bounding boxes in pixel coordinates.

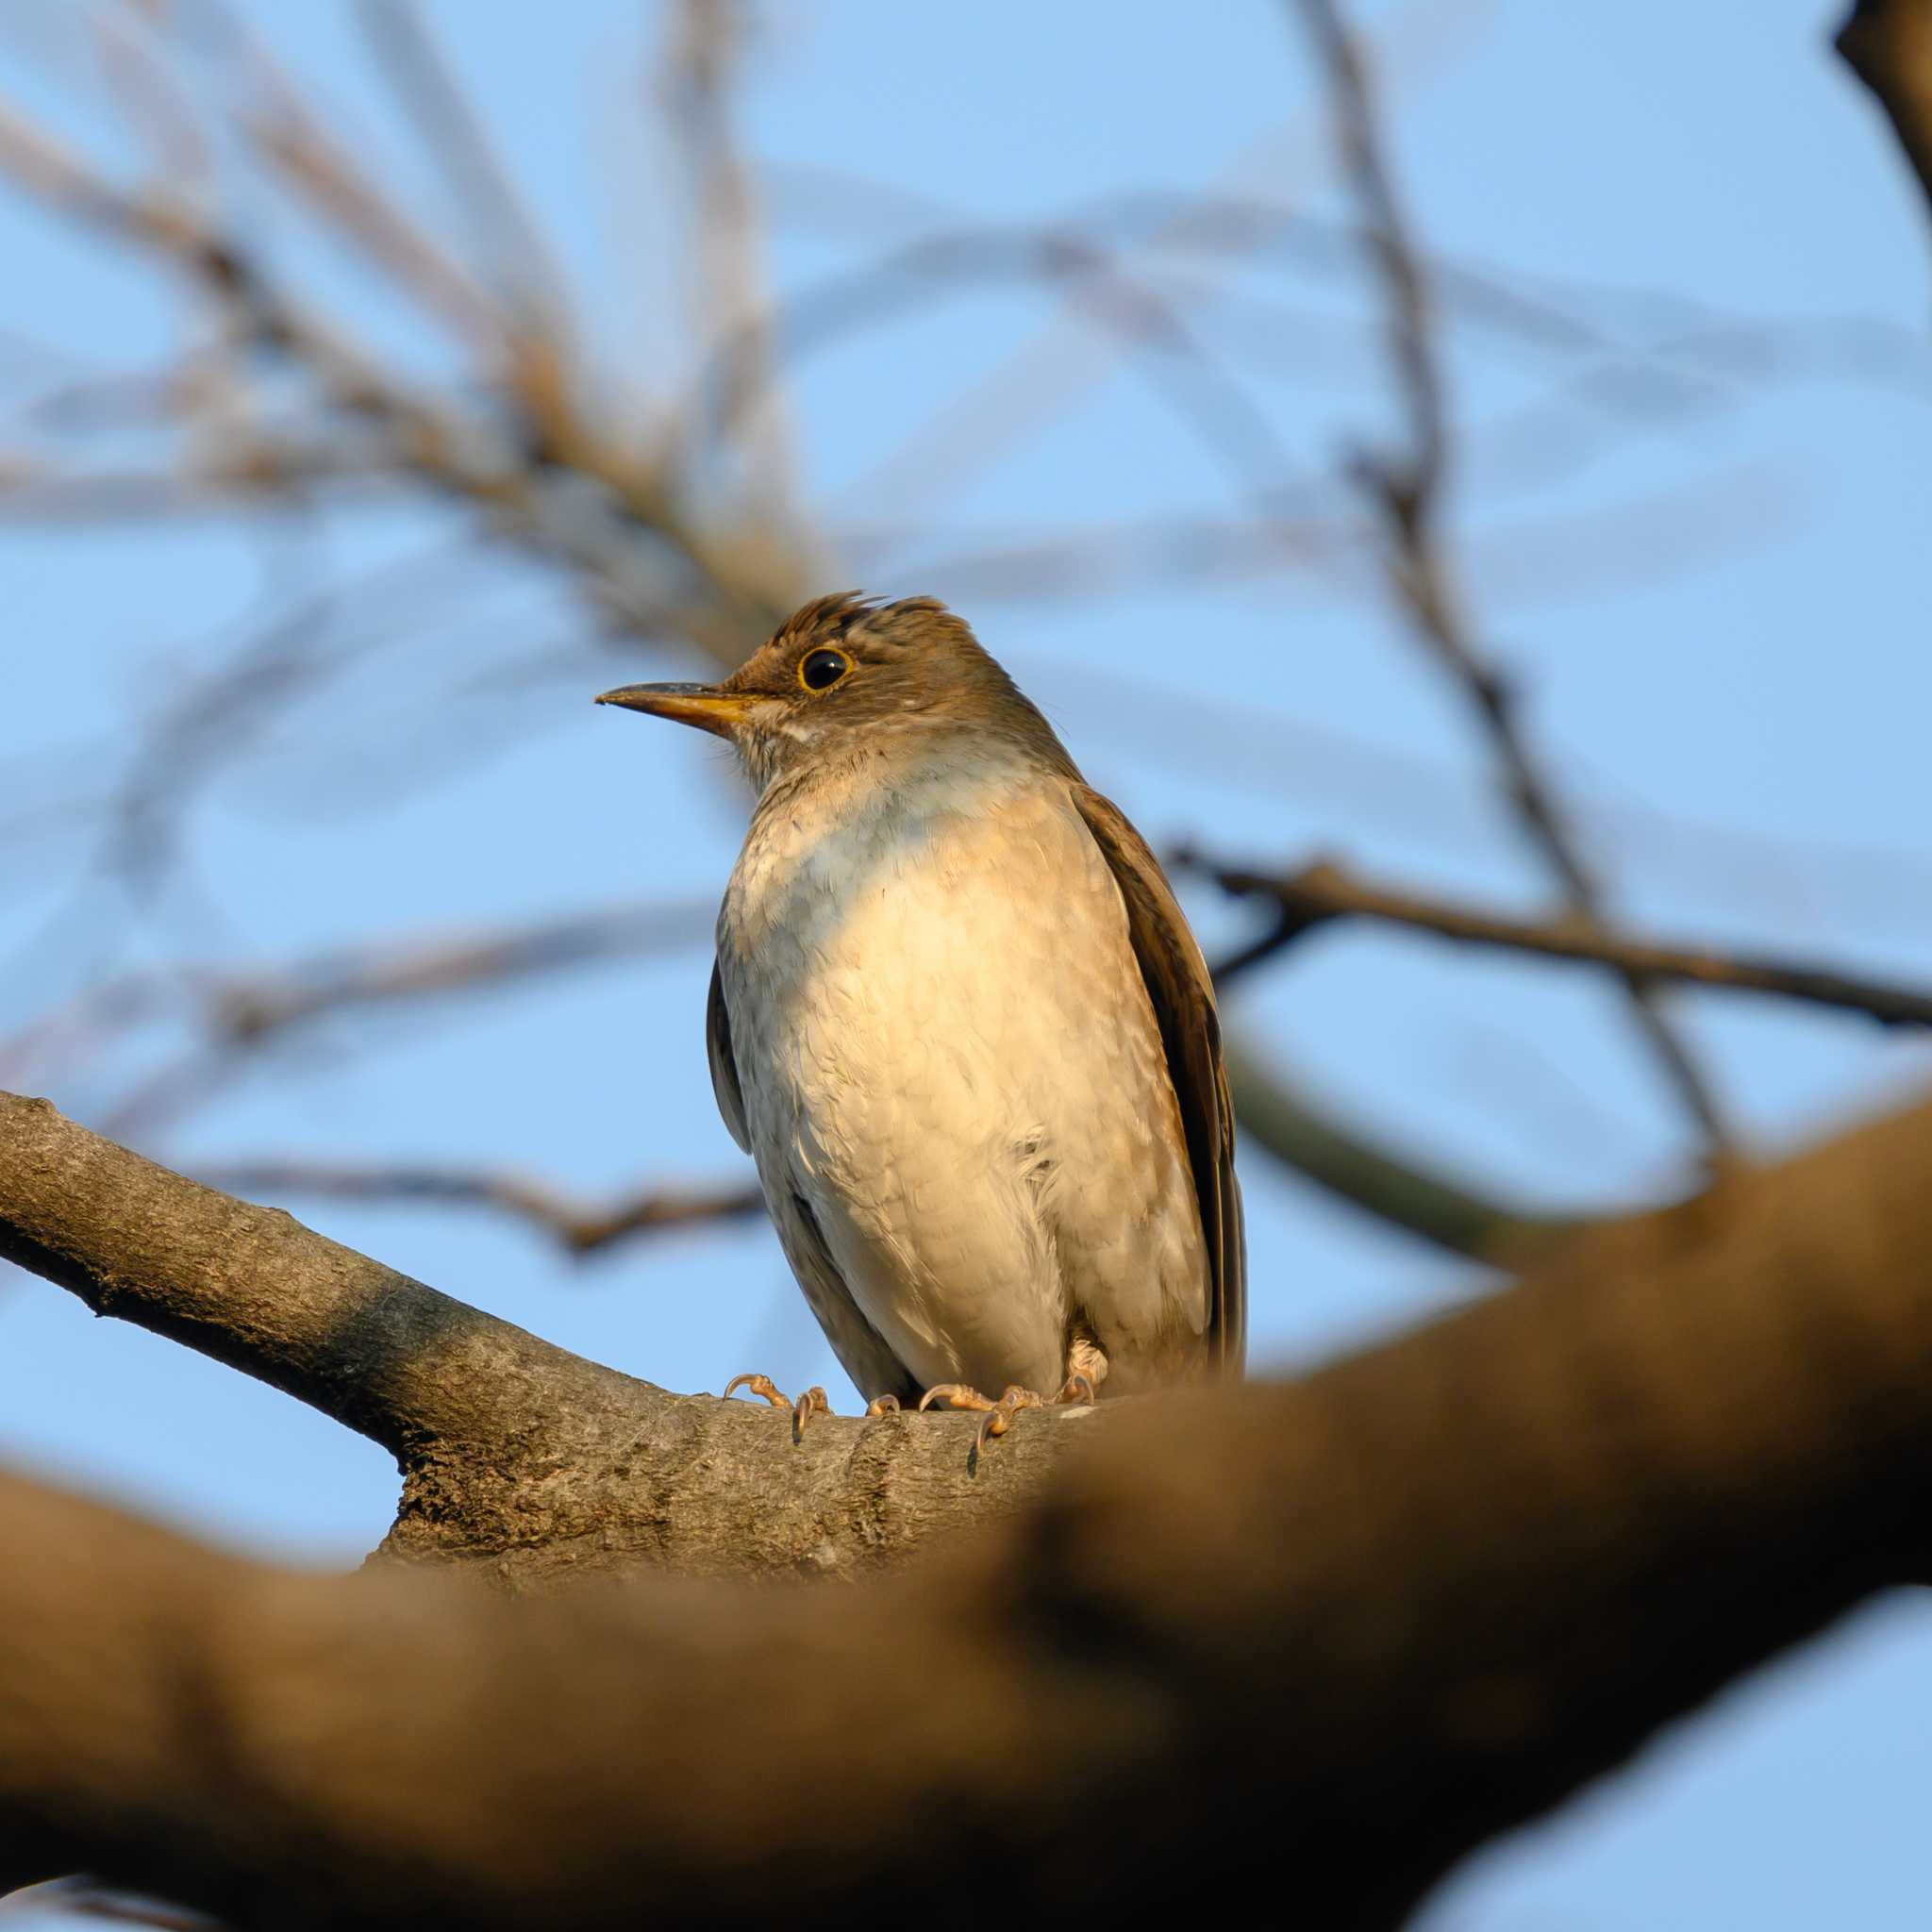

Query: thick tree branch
[0,1091,1090,1585]
[3,1089,1932,1924]
[1200,853,1932,1026]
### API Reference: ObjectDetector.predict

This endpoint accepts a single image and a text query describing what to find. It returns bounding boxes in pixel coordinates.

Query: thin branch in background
[198,1159,763,1257]
[0,7,1917,1273]
[96,895,717,1138]
[207,0,504,346]
[667,0,797,517]
[1193,851,1932,1026]
[0,81,798,662]
[91,4,211,201]
[1291,0,1734,1157]
[724,225,1320,508]
[1222,1030,1582,1264]
[355,0,572,334]
[0,896,712,1134]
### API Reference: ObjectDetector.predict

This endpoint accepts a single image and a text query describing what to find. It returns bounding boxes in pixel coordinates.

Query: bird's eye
[798,647,852,692]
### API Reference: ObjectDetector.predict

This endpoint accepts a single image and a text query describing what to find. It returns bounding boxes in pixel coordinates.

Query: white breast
[718,750,1210,1396]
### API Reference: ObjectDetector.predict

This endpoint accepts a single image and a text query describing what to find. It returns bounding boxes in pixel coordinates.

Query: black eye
[798,647,852,691]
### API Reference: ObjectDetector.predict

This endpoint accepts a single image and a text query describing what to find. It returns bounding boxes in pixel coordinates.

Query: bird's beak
[593,681,758,741]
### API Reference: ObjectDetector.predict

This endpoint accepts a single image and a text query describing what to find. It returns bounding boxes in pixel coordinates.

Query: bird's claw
[917,1383,991,1414]
[722,1371,789,1411]
[974,1386,1043,1460]
[917,1378,1094,1471]
[863,1393,902,1417]
[722,1372,830,1442]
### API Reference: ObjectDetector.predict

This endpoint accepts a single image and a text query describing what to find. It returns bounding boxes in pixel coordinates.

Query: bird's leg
[721,1372,831,1442]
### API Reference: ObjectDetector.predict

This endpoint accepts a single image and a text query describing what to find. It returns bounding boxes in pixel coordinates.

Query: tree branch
[1199,853,1932,1026]
[195,1158,762,1257]
[1224,1032,1578,1263]
[0,1091,1090,1585]
[1292,0,1733,1153]
[2,891,1609,1272]
[4,1086,1932,1924]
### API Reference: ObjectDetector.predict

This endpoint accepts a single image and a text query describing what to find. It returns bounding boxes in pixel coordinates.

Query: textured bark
[4,1087,1932,1924]
[0,1091,1097,1586]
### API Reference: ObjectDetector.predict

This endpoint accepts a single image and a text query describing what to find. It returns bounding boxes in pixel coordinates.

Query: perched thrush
[597,593,1244,1451]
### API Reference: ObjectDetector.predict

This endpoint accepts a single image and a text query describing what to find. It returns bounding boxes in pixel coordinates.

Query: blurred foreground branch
[4,1085,1932,1924]
[1840,0,1932,221]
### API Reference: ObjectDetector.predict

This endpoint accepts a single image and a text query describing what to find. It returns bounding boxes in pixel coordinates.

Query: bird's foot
[863,1393,902,1417]
[722,1371,830,1443]
[917,1374,1097,1468]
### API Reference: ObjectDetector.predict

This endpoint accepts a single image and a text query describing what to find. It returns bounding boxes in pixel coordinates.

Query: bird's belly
[722,787,1208,1394]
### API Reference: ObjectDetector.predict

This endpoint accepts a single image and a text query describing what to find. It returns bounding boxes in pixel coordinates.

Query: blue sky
[1,3,1929,1924]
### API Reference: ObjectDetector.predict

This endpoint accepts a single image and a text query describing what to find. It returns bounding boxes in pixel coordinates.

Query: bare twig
[0,91,796,661]
[668,0,796,514]
[355,0,570,328]
[719,225,1314,510]
[0,897,711,1133]
[100,896,716,1137]
[199,1159,762,1257]
[1292,0,1733,1154]
[208,0,503,344]
[1198,853,1932,1027]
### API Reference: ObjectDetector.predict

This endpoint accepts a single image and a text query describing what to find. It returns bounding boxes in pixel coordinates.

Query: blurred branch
[0,897,713,1134]
[1293,0,1733,1156]
[208,0,502,343]
[8,1087,1932,1921]
[199,1158,762,1257]
[717,224,1315,510]
[4,882,1592,1274]
[211,897,713,1040]
[103,897,715,1137]
[0,89,799,660]
[355,0,571,328]
[3,8,1914,1282]
[668,0,795,514]
[1224,1032,1578,1264]
[1199,854,1932,1027]
[1839,0,1932,223]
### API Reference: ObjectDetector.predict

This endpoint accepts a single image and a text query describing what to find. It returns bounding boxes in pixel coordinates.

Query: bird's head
[595,592,1076,793]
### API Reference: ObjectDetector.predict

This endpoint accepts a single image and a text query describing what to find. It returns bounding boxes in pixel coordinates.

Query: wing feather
[1070,787,1246,1375]
[707,958,751,1154]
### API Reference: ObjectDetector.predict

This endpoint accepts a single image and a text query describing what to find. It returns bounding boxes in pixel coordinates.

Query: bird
[596,592,1243,1457]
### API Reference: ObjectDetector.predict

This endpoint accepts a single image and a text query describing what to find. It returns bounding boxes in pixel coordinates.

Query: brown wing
[707,958,750,1153]
[1071,786,1246,1376]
